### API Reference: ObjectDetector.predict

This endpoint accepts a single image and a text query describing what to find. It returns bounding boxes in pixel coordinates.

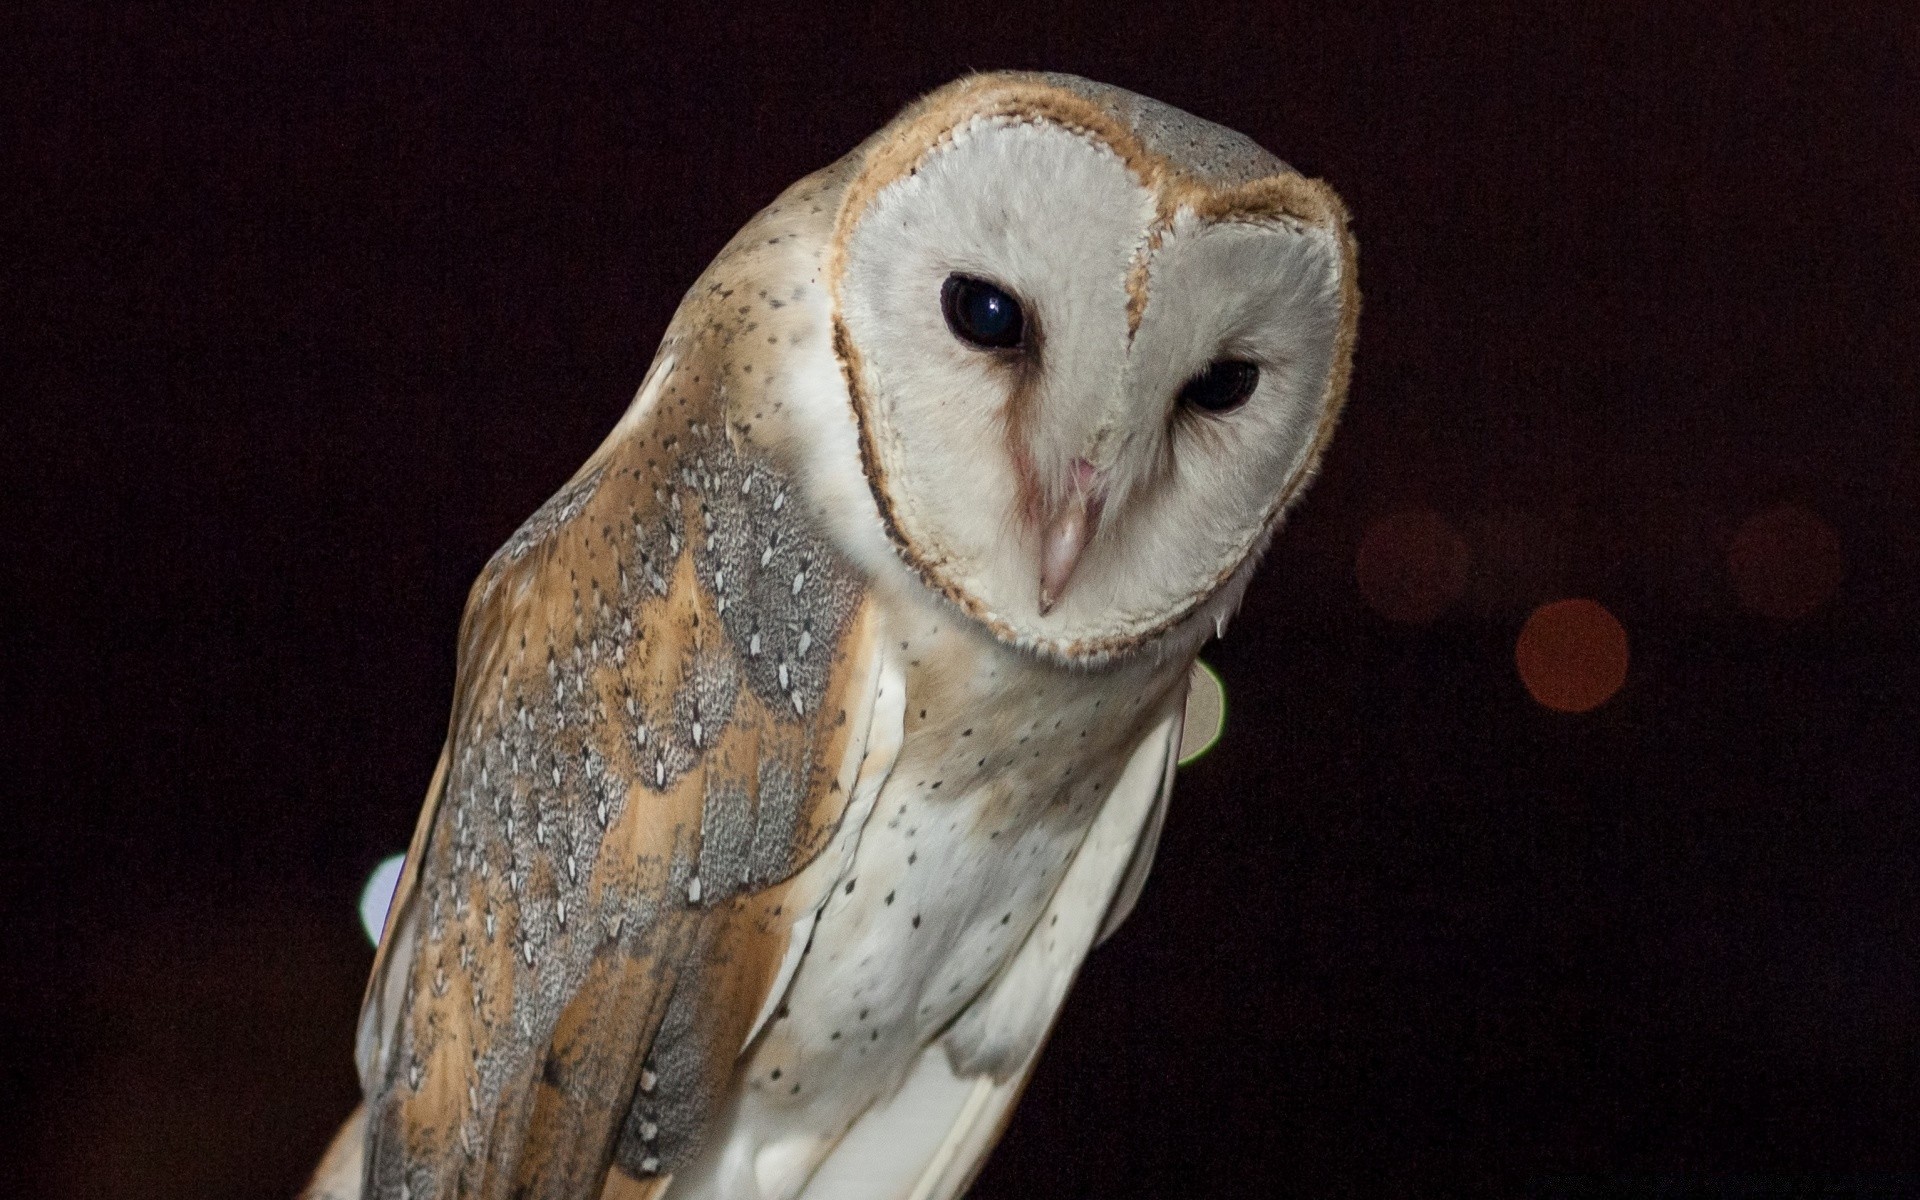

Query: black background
[5,3,1917,1197]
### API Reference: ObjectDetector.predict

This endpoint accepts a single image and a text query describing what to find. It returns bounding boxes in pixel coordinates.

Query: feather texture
[308,69,1357,1200]
[344,244,891,1197]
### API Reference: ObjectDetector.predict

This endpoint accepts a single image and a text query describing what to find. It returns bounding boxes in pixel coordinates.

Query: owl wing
[348,355,892,1200]
[794,702,1185,1200]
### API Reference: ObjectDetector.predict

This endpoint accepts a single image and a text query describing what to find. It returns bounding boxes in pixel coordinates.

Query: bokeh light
[359,853,406,947]
[1515,599,1629,713]
[1726,504,1844,620]
[1178,659,1226,766]
[1355,510,1471,624]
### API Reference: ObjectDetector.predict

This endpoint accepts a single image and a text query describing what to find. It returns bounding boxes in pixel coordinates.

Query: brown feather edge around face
[825,72,1361,666]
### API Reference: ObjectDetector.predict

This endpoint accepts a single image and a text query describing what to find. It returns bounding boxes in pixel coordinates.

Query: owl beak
[1037,459,1104,616]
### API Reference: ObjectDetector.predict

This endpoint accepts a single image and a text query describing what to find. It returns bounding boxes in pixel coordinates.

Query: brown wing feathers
[353,349,879,1198]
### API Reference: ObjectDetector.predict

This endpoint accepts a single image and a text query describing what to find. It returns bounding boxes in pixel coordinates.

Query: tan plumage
[308,71,1357,1200]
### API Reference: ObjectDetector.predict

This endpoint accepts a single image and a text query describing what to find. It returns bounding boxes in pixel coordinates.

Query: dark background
[5,3,1916,1196]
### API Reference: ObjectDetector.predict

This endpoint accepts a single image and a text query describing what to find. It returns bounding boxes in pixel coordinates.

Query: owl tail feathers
[296,1100,678,1200]
[300,1102,367,1200]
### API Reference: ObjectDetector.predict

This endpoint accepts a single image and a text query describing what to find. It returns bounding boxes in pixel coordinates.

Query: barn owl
[305,71,1358,1200]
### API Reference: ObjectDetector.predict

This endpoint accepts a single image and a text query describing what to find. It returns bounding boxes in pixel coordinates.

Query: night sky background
[5,3,1916,1197]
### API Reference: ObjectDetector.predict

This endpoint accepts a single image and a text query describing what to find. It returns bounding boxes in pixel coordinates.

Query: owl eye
[1178,360,1260,414]
[941,275,1025,350]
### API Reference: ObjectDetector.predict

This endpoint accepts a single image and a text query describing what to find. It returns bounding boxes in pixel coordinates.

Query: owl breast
[665,592,1186,1198]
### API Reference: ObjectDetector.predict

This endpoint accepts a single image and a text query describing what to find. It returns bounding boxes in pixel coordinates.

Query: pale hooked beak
[1037,458,1104,616]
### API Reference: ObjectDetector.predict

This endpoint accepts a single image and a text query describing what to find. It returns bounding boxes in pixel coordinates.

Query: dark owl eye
[941,275,1025,349]
[1178,359,1260,413]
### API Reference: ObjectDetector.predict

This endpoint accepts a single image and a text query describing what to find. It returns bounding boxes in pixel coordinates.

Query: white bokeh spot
[359,853,406,947]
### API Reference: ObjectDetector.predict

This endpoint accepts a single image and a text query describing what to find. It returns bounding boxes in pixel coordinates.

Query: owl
[305,71,1358,1200]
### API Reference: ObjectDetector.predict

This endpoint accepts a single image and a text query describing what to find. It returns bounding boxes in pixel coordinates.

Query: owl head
[826,72,1359,664]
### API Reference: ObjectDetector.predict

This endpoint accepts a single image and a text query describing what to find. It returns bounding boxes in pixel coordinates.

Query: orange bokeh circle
[1515,599,1629,713]
[1726,504,1843,621]
[1355,510,1470,624]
